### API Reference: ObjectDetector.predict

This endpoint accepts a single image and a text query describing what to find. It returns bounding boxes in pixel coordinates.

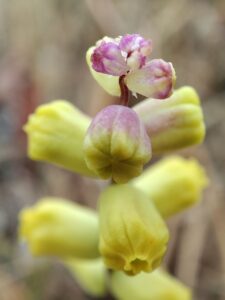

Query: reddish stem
[119,75,129,106]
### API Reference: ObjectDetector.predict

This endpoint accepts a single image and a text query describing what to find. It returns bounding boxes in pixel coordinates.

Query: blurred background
[0,0,224,299]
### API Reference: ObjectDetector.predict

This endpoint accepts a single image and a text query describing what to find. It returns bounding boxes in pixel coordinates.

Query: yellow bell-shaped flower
[134,86,205,153]
[19,197,99,259]
[24,100,95,177]
[132,156,208,218]
[98,185,169,275]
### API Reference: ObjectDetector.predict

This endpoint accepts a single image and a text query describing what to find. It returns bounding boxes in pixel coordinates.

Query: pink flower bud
[91,34,153,76]
[88,35,176,100]
[126,59,176,99]
[91,41,128,76]
[119,34,152,54]
[83,105,151,183]
[119,34,152,70]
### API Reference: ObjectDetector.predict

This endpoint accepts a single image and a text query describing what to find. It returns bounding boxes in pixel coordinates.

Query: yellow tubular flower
[24,100,95,177]
[98,185,169,275]
[134,86,205,154]
[111,269,192,300]
[131,156,208,218]
[19,198,99,259]
[65,258,107,298]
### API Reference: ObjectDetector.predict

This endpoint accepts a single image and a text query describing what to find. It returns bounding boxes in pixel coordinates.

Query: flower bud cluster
[89,34,176,99]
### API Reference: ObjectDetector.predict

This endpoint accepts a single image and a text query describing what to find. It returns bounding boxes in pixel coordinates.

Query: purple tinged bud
[126,59,176,99]
[83,105,151,183]
[119,34,152,57]
[91,41,128,76]
[89,34,176,99]
[91,34,153,77]
[120,34,153,71]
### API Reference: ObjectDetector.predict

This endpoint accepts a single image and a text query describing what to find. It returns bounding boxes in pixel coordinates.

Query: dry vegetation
[0,0,225,299]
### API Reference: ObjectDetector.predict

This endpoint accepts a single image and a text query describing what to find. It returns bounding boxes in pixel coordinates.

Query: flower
[98,185,169,275]
[83,105,151,183]
[134,86,205,153]
[87,34,176,100]
[131,156,208,218]
[24,100,95,177]
[111,269,192,300]
[19,197,99,259]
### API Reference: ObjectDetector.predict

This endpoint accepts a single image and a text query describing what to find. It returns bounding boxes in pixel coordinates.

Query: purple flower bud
[91,34,153,76]
[126,59,176,99]
[119,34,152,56]
[88,35,176,100]
[119,34,153,70]
[91,41,128,76]
[83,105,151,183]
